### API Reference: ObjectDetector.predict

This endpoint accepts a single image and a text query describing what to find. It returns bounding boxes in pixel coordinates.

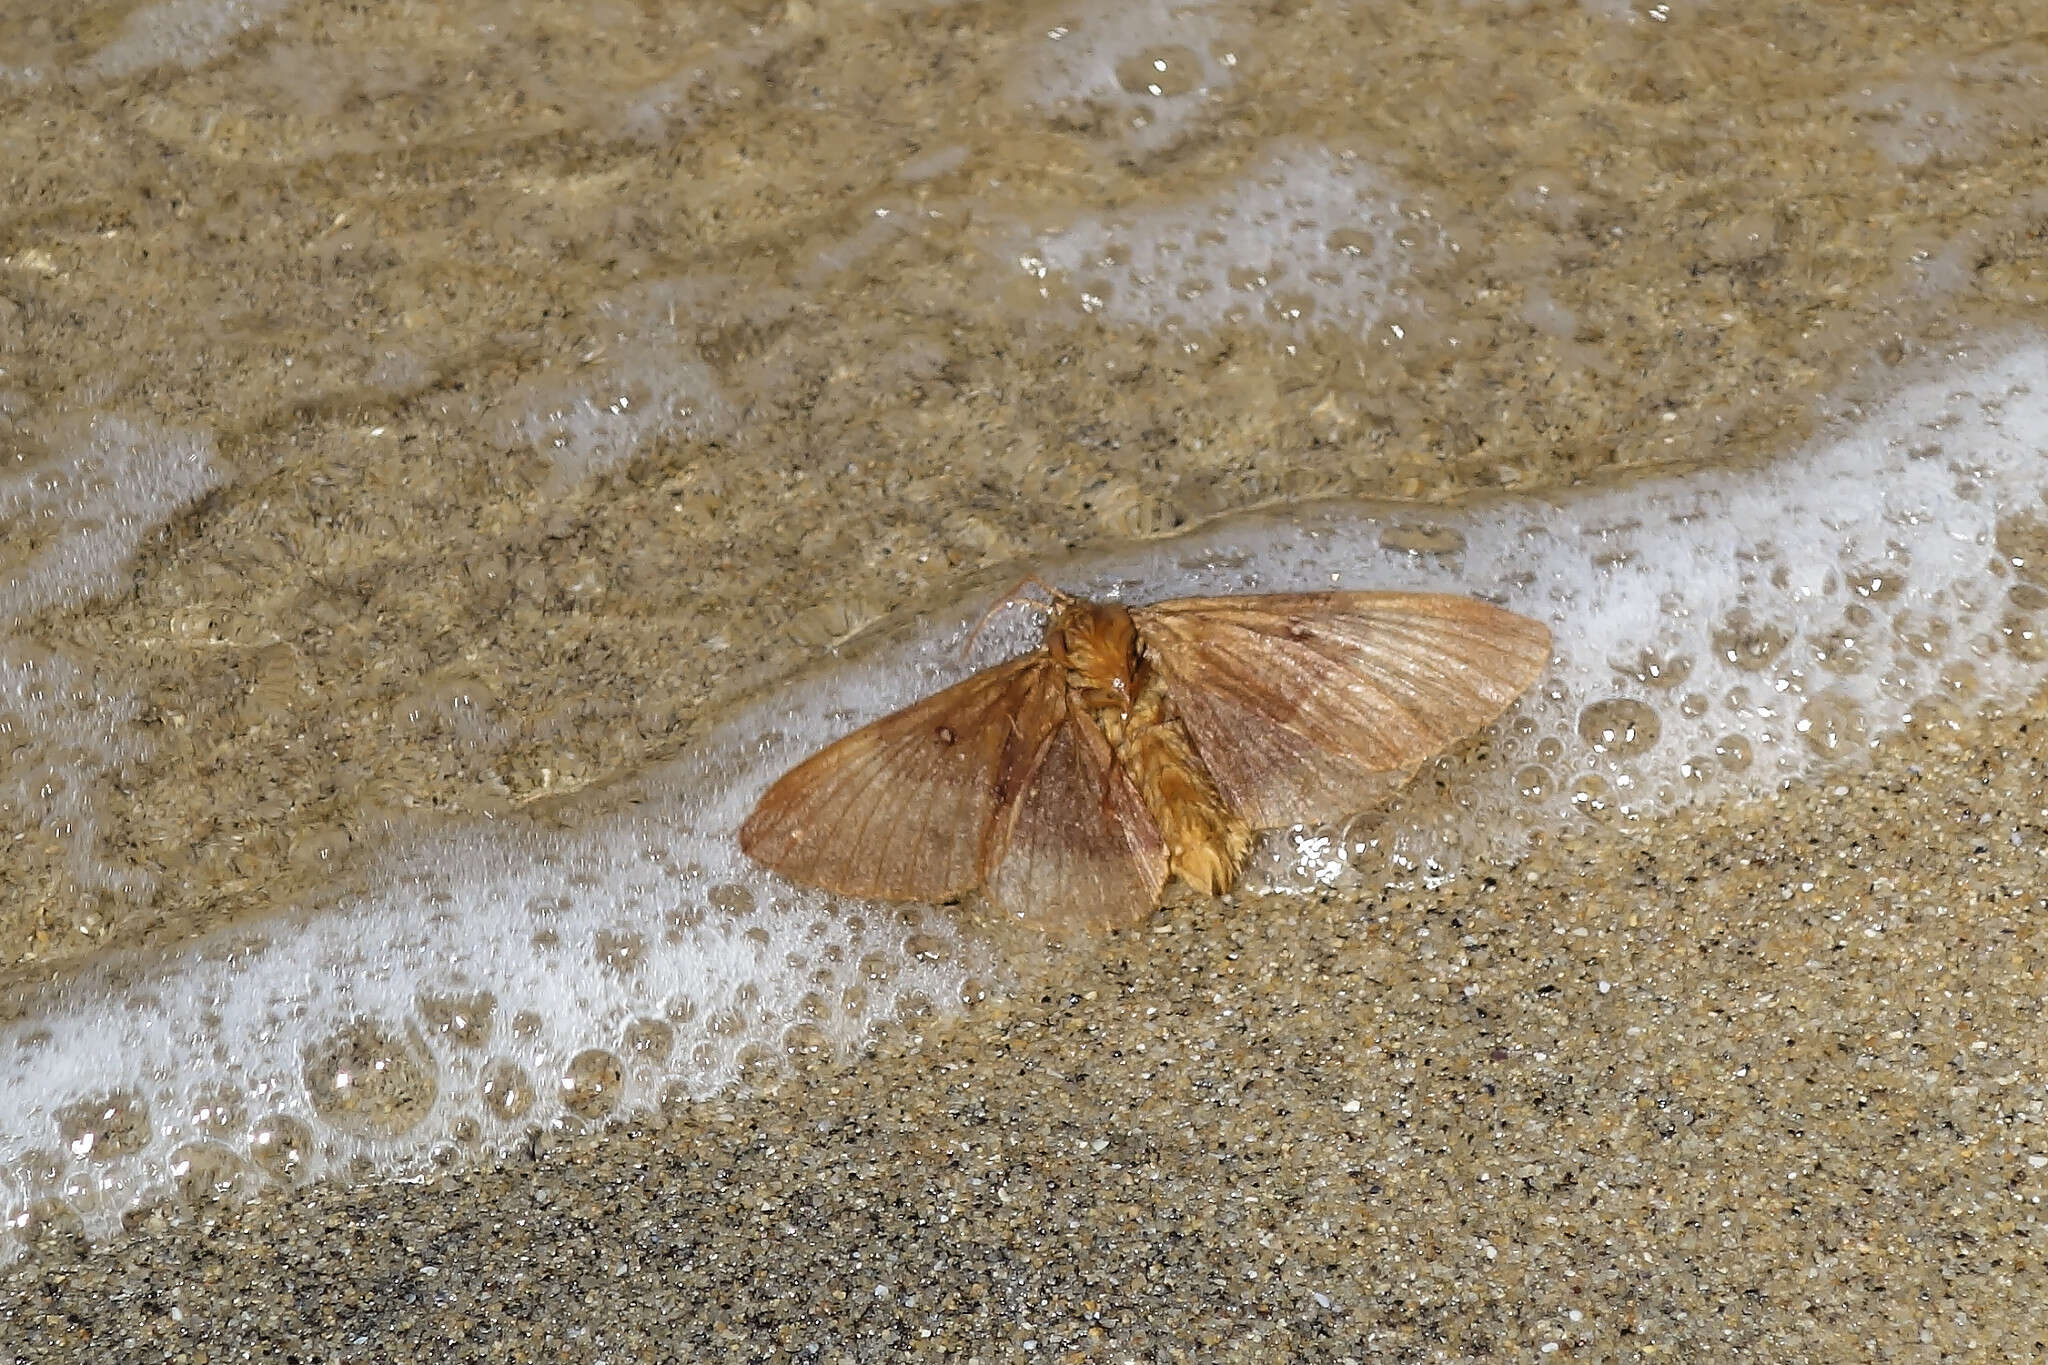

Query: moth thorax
[1049,599,1139,703]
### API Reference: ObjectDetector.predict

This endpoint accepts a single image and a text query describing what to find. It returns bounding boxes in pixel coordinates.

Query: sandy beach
[3,0,2047,1358]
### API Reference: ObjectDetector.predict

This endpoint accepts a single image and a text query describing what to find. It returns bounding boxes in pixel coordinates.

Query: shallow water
[2,0,2047,1354]
[13,340,2048,1249]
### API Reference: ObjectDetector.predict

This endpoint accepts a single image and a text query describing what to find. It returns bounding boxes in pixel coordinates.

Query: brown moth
[740,588,1551,928]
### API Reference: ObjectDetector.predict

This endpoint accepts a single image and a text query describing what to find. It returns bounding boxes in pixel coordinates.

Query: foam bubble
[1019,148,1407,342]
[496,284,736,484]
[0,416,223,899]
[83,0,294,82]
[1014,0,1240,152]
[1,416,222,621]
[1844,46,2048,169]
[613,49,766,145]
[5,339,2047,1256]
[0,646,148,896]
[1576,0,1705,21]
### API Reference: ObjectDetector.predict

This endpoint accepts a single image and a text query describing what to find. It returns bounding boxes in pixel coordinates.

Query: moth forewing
[737,655,1060,902]
[1131,593,1551,830]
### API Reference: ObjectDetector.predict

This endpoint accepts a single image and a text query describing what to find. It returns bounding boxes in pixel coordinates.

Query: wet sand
[4,0,2048,1357]
[11,716,2048,1359]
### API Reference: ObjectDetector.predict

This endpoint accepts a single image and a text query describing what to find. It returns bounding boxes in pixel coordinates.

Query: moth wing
[1133,592,1552,828]
[740,655,1062,901]
[984,697,1169,931]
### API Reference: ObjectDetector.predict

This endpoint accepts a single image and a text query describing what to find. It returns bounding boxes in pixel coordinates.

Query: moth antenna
[960,574,1060,661]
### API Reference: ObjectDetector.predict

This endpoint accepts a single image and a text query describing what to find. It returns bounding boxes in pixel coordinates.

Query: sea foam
[0,417,223,900]
[5,340,2048,1256]
[1012,0,1241,153]
[496,282,738,486]
[83,0,294,82]
[1020,146,1406,343]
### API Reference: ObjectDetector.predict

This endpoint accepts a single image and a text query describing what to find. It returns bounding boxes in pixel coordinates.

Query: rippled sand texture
[3,0,2048,1358]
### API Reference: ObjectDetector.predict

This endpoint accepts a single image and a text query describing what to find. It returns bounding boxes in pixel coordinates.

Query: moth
[741,587,1551,928]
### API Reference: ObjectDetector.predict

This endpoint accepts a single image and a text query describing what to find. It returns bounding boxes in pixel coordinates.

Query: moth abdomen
[1100,666,1252,896]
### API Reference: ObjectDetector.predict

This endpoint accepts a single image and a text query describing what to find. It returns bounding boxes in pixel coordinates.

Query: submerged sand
[4,0,2048,1357]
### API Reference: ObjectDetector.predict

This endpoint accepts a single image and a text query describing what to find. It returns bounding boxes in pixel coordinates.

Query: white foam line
[1,787,980,1251]
[5,339,2046,1256]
